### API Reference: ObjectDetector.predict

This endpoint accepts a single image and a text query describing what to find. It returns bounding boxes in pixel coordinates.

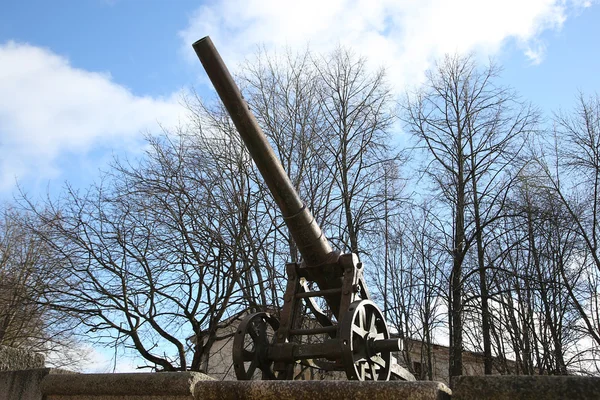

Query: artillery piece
[192,36,410,382]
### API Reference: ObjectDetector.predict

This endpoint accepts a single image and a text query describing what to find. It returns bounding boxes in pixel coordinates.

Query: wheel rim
[232,312,279,380]
[340,300,392,381]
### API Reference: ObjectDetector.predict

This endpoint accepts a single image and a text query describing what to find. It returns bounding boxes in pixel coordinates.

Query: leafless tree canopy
[4,48,600,378]
[0,206,84,368]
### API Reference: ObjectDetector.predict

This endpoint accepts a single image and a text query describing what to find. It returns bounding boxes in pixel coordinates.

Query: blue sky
[1,0,600,204]
[1,1,197,96]
[1,0,600,371]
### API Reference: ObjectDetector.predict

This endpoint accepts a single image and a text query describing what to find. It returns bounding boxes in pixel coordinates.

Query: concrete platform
[19,371,600,400]
[453,375,600,400]
[196,380,451,400]
[0,368,74,400]
[40,372,451,400]
[41,372,214,400]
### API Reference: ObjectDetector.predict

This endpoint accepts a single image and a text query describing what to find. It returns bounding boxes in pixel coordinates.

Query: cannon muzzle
[192,36,335,267]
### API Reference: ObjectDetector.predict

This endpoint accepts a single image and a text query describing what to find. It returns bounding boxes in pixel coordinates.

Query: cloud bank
[0,42,184,193]
[180,0,591,85]
[1,1,595,195]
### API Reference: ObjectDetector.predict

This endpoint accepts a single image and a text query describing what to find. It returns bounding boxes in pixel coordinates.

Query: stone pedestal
[196,380,451,400]
[40,373,451,400]
[41,372,214,400]
[0,368,73,400]
[453,375,600,400]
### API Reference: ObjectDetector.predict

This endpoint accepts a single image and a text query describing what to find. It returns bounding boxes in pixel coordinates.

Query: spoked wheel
[232,312,280,380]
[340,300,392,381]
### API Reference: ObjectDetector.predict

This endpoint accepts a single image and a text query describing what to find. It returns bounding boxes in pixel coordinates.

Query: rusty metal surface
[233,313,280,380]
[193,36,415,382]
[272,263,302,379]
[192,37,334,269]
[371,338,403,354]
[340,300,391,381]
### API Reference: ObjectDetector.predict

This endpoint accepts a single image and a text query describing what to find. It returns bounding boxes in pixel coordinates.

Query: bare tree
[536,92,600,352]
[492,169,583,374]
[381,202,448,380]
[21,106,274,371]
[314,46,398,257]
[402,53,538,379]
[0,206,83,368]
[239,47,336,265]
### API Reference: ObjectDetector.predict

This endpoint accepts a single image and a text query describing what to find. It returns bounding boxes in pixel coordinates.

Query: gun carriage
[192,36,409,381]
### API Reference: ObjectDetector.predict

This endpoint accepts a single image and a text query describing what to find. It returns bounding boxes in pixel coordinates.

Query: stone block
[41,372,451,400]
[193,380,452,400]
[41,372,214,400]
[0,368,73,400]
[453,375,600,400]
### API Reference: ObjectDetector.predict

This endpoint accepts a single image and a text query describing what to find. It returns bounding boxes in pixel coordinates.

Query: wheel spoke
[358,361,367,380]
[248,323,259,340]
[370,354,387,368]
[358,307,366,331]
[246,358,258,377]
[367,309,376,335]
[368,359,378,379]
[352,324,369,337]
[258,320,268,345]
[353,352,367,363]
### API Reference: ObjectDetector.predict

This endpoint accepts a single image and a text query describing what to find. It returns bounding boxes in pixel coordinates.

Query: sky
[1,0,600,202]
[1,0,600,371]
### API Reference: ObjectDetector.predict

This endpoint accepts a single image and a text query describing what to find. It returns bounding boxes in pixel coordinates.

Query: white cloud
[0,42,185,193]
[1,2,594,195]
[524,41,548,65]
[180,0,590,87]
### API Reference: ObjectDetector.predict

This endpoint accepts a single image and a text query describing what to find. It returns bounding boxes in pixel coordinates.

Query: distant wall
[398,338,516,384]
[0,346,45,372]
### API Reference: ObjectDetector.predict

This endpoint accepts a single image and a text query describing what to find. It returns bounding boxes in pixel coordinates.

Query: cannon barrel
[192,36,335,267]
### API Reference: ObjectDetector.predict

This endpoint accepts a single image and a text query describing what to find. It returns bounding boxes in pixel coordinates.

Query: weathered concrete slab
[0,368,74,400]
[193,380,451,400]
[41,372,214,400]
[453,375,600,400]
[41,372,450,400]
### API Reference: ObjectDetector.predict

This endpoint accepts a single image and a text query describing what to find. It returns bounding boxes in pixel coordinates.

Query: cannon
[192,36,411,381]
